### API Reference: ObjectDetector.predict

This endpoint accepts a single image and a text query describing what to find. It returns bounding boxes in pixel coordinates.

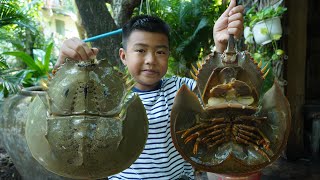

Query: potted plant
[243,3,287,62]
[245,4,287,45]
[253,6,286,45]
[241,1,288,92]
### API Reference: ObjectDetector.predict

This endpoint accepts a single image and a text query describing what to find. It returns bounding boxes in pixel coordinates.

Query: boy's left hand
[213,0,244,53]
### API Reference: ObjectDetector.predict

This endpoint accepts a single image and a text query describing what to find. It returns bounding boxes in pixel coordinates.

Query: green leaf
[44,41,54,72]
[253,53,262,60]
[192,18,208,36]
[0,61,8,69]
[2,51,42,73]
[2,87,9,98]
[176,18,209,53]
[260,27,269,35]
[35,59,44,71]
[276,49,284,56]
[0,56,9,69]
[272,34,282,41]
[0,0,31,29]
[272,54,279,61]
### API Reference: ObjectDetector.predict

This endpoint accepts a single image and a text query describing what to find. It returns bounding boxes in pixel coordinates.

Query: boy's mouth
[142,69,158,75]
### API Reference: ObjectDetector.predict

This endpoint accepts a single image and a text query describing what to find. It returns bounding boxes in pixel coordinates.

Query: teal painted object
[83,29,123,42]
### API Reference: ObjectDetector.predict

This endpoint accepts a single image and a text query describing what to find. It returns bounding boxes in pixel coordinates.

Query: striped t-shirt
[109,76,196,180]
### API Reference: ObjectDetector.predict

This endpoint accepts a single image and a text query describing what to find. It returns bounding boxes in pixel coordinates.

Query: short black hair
[122,15,170,49]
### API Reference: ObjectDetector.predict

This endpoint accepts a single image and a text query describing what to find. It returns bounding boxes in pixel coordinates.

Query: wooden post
[285,0,308,159]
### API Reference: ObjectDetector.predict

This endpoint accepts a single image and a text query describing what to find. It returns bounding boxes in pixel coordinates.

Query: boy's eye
[135,49,145,53]
[157,50,167,55]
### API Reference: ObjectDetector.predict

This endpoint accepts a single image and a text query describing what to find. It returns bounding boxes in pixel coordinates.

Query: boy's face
[119,30,169,91]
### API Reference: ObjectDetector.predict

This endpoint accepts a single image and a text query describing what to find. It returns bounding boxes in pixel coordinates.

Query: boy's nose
[145,52,156,64]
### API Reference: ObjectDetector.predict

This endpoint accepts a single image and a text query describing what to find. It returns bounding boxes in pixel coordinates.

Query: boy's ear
[119,48,127,65]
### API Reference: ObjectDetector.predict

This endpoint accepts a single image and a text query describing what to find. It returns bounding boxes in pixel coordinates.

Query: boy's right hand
[55,37,99,68]
[213,0,244,53]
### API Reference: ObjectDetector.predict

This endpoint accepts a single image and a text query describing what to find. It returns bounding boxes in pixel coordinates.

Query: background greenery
[0,0,229,99]
[0,0,69,98]
[1,0,286,100]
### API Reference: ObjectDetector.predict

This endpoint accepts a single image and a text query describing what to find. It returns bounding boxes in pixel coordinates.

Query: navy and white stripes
[109,76,196,180]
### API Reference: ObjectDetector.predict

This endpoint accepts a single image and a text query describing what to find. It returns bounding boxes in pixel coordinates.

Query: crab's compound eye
[104,89,110,97]
[64,89,70,97]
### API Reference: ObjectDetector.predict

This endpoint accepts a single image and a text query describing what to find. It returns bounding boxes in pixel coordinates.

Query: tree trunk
[111,0,141,26]
[75,0,120,67]
[74,0,140,68]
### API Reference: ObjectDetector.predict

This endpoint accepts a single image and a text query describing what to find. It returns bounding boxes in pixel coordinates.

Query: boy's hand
[55,37,99,68]
[213,0,244,53]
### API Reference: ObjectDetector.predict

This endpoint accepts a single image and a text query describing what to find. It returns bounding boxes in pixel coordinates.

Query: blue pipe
[83,29,123,42]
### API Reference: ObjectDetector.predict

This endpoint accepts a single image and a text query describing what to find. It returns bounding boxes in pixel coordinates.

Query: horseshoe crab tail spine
[191,64,198,75]
[197,61,202,69]
[190,71,197,80]
[261,62,269,73]
[257,60,262,68]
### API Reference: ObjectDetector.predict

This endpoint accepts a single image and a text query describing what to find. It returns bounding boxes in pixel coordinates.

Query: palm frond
[0,69,30,97]
[0,0,32,29]
[176,17,209,54]
[0,55,8,69]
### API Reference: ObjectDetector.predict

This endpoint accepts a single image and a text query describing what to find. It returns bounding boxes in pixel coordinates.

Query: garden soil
[0,147,21,180]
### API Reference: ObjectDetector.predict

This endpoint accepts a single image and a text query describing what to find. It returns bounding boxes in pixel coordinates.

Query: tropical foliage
[244,3,287,28]
[0,0,55,98]
[2,41,54,87]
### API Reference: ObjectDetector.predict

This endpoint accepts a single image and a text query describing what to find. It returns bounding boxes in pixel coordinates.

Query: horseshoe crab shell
[170,46,291,175]
[25,59,148,179]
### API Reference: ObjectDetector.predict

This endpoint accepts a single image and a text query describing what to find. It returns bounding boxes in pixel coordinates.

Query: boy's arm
[55,37,99,68]
[213,0,244,53]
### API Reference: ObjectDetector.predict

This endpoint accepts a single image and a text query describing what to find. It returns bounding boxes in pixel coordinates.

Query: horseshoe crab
[170,36,291,175]
[25,59,148,179]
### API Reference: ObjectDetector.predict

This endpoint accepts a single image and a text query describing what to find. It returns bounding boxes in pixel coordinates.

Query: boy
[56,0,244,179]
